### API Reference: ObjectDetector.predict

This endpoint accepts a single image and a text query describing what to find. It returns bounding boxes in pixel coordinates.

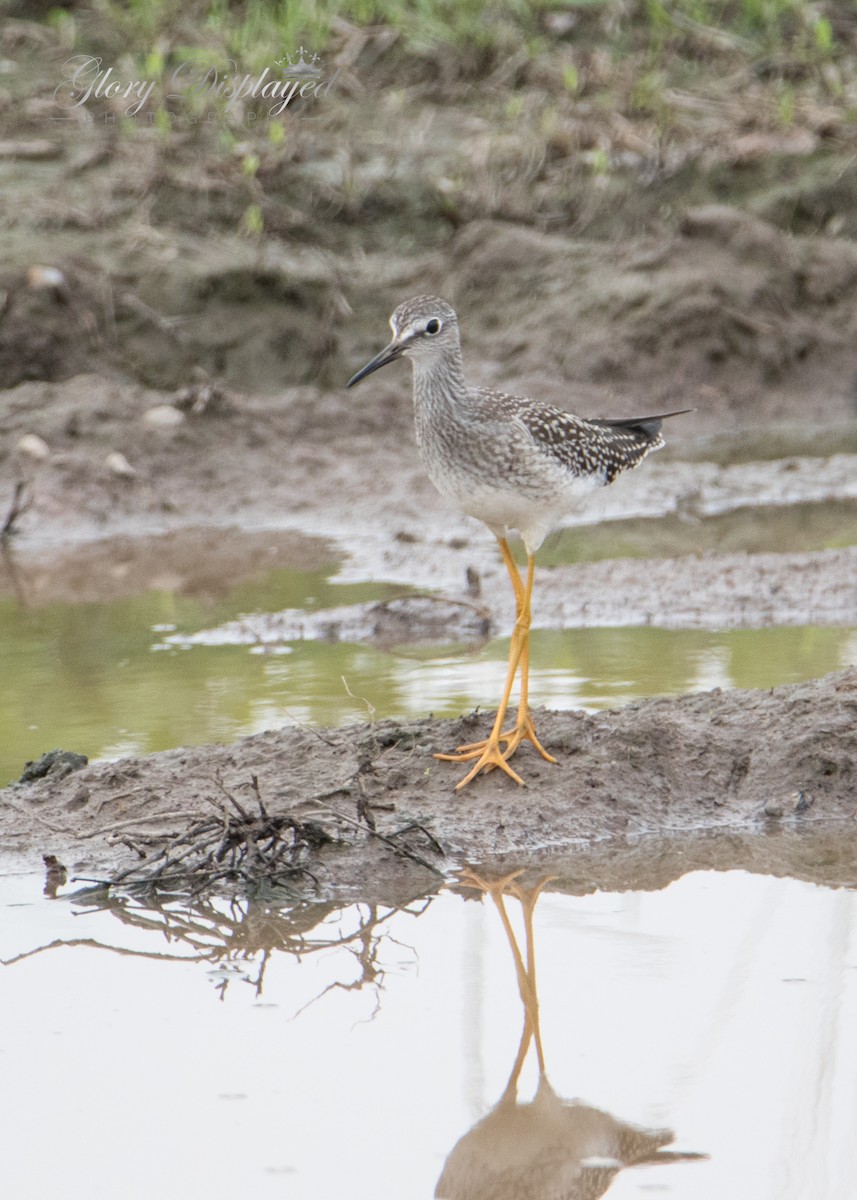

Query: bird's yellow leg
[498,560,557,765]
[441,551,556,781]
[497,534,526,614]
[435,608,528,787]
[449,536,526,756]
[435,536,529,785]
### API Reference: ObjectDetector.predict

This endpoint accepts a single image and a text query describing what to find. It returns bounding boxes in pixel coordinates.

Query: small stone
[763,797,785,818]
[543,10,577,35]
[794,790,813,814]
[17,433,50,461]
[105,450,136,478]
[20,749,88,783]
[143,404,185,428]
[27,265,66,290]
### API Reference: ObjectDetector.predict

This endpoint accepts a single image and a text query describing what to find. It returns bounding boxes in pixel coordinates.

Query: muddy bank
[158,542,857,646]
[3,499,856,646]
[3,365,857,637]
[2,669,854,898]
[3,210,857,423]
[0,526,336,606]
[2,15,857,896]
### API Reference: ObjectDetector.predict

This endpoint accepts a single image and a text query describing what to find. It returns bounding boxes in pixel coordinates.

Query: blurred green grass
[47,0,854,76]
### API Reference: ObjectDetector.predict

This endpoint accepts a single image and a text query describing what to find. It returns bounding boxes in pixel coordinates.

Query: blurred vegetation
[37,0,857,78]
[2,0,856,382]
[4,0,846,251]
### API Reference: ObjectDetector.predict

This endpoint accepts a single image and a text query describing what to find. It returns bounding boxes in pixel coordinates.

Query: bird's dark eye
[425,318,442,335]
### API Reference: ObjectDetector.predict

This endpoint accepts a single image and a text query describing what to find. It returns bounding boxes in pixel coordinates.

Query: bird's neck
[410,349,467,416]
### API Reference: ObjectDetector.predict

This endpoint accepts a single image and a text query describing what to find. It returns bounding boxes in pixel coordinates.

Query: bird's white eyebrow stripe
[389,320,418,343]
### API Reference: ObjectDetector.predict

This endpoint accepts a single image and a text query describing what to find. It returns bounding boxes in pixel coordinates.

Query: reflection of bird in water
[436,870,703,1200]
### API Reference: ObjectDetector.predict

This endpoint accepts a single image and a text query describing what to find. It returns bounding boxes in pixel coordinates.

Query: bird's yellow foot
[436,711,557,781]
[456,866,526,895]
[500,712,557,764]
[435,736,525,789]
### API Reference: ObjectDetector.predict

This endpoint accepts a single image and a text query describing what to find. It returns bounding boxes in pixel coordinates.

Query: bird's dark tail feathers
[593,409,693,440]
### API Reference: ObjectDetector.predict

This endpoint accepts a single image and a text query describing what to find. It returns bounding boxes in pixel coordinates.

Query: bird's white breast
[430,463,601,554]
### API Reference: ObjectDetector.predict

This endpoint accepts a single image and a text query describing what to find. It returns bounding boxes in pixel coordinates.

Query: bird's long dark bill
[346,341,403,388]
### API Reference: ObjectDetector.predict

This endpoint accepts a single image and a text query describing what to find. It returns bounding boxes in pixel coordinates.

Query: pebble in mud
[19,749,89,784]
[143,404,185,428]
[764,790,813,818]
[65,787,90,810]
[17,432,50,460]
[105,450,136,478]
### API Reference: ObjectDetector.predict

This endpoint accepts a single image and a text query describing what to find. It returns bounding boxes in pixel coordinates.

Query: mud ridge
[2,669,854,899]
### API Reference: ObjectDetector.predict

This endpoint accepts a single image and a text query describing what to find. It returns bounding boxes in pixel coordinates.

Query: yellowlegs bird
[348,296,688,790]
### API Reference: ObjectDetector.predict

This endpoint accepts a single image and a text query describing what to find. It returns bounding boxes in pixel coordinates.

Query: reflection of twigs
[291,896,432,1019]
[291,904,388,1020]
[1,936,201,968]
[320,803,444,877]
[5,888,435,1010]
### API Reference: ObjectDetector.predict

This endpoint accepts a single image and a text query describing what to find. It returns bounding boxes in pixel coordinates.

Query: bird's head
[347,295,459,387]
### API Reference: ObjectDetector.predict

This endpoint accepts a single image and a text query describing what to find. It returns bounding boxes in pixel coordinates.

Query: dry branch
[83,772,334,895]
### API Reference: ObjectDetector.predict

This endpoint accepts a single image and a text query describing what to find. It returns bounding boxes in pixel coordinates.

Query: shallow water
[2,853,856,1199]
[540,497,857,566]
[2,566,856,784]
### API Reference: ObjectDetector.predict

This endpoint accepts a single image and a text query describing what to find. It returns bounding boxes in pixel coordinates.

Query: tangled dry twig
[79,772,333,895]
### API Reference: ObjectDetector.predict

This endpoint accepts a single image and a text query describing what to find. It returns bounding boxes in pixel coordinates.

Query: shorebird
[347,296,688,790]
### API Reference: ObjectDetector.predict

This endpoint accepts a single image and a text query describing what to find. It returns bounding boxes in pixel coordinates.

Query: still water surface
[2,860,856,1199]
[3,567,856,785]
[4,495,857,782]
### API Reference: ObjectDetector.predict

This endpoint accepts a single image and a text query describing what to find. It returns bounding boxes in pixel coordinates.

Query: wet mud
[2,32,857,892]
[3,669,855,899]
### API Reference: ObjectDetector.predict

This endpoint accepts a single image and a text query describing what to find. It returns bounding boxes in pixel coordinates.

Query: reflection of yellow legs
[458,869,555,1090]
[436,537,557,790]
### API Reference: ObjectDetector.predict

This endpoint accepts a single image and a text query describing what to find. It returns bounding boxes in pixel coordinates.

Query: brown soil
[3,669,856,901]
[2,19,857,894]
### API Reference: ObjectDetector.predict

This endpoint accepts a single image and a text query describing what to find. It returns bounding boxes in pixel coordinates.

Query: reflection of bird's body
[348,296,688,789]
[436,870,703,1199]
[436,1077,675,1200]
